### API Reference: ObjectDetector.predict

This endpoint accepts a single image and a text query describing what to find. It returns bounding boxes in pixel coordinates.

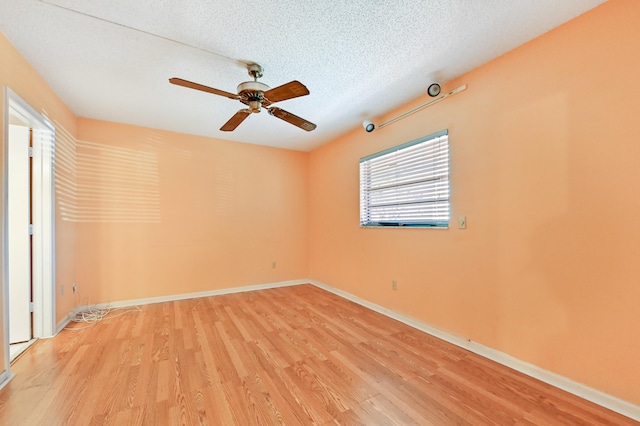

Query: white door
[8,124,32,344]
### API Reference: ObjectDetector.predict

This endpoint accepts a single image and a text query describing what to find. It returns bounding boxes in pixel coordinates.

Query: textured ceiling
[1,0,605,151]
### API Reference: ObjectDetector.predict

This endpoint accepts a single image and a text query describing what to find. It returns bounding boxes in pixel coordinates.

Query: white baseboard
[56,314,73,334]
[71,279,308,312]
[308,280,640,422]
[0,372,15,392]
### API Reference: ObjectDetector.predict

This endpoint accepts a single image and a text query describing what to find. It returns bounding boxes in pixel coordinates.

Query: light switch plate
[458,216,467,229]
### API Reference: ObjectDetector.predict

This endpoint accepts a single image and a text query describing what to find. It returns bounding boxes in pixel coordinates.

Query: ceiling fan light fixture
[249,100,261,113]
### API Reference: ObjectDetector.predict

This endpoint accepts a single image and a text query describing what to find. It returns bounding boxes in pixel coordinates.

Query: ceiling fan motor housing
[237,81,270,112]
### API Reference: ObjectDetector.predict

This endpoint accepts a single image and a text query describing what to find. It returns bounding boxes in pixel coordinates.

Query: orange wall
[309,0,640,406]
[75,118,308,303]
[0,32,78,325]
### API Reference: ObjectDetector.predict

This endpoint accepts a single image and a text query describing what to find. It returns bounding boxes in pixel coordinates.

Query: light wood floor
[0,284,636,425]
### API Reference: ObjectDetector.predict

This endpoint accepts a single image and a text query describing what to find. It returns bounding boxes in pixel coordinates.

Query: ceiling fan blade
[169,78,239,100]
[220,109,251,131]
[263,81,309,103]
[268,107,316,132]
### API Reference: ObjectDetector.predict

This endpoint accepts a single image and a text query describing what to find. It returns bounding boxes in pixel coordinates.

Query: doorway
[8,123,33,357]
[3,88,56,364]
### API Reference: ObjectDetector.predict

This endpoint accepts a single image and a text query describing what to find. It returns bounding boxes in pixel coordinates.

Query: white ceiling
[1,0,605,151]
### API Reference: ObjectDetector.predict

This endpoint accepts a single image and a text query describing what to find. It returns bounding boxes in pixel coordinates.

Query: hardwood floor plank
[251,337,291,371]
[265,361,335,424]
[361,394,422,425]
[328,349,385,393]
[223,305,255,342]
[170,356,198,425]
[300,360,358,412]
[117,364,139,411]
[262,328,308,364]
[258,367,318,425]
[315,357,377,403]
[430,366,529,424]
[156,359,170,402]
[1,284,636,425]
[142,400,169,426]
[239,373,285,425]
[219,376,253,425]
[285,361,347,419]
[214,320,249,378]
[299,321,346,353]
[200,384,234,425]
[192,309,224,387]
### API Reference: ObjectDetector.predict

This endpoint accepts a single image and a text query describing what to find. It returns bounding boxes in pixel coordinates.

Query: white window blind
[360,130,449,227]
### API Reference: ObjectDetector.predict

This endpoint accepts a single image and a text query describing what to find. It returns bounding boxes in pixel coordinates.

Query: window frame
[359,129,450,229]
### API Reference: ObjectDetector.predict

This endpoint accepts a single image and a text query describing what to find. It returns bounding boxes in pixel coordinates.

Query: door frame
[2,88,56,369]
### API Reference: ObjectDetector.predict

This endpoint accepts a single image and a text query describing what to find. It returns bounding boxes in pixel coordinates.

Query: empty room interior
[1,0,639,424]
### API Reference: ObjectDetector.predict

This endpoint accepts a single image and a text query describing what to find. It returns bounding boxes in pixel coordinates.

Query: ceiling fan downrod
[247,63,264,81]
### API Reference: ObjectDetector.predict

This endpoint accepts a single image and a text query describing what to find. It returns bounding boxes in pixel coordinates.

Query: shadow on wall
[54,120,162,223]
[142,129,236,218]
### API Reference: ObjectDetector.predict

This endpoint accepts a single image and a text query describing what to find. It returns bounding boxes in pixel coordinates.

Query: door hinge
[29,224,33,235]
[28,147,34,157]
[29,302,34,313]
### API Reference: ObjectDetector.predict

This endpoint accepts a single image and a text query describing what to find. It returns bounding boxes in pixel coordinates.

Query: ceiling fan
[170,64,316,132]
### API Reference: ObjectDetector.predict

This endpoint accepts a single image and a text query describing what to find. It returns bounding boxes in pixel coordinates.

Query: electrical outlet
[392,280,398,291]
[272,261,277,269]
[60,285,65,296]
[72,282,77,294]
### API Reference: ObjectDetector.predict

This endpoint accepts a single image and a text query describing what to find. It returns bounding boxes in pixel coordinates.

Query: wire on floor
[64,303,142,330]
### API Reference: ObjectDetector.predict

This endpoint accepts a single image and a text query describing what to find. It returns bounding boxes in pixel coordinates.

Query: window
[360,130,450,227]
